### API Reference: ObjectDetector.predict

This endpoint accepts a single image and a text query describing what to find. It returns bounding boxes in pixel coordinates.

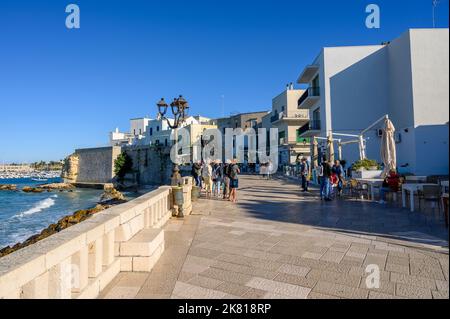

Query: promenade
[100,175,449,299]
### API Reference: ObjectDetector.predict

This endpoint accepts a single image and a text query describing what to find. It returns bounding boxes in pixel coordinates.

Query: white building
[110,118,151,146]
[261,84,310,165]
[297,28,449,176]
[110,128,134,146]
[142,118,174,147]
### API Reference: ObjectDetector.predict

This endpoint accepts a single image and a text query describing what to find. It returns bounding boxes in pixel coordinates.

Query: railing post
[88,238,103,278]
[71,246,88,293]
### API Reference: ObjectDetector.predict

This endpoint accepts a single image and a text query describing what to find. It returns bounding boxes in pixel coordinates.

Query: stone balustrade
[0,178,193,299]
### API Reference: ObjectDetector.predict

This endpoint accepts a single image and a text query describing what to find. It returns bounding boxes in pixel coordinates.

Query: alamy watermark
[65,4,80,29]
[366,4,380,29]
[170,127,280,174]
[365,264,380,289]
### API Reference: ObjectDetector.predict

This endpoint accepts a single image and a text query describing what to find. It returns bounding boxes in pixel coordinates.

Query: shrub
[352,159,380,171]
[114,152,133,182]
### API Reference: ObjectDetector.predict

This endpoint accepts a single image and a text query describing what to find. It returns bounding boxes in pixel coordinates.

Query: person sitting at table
[379,170,401,204]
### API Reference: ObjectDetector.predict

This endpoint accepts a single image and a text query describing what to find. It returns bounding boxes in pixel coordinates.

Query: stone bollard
[171,186,184,218]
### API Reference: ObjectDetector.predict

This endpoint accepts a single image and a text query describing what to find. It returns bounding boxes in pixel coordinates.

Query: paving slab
[100,175,448,299]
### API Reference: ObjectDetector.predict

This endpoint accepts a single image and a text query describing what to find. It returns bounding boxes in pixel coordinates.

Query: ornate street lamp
[157,95,189,130]
[156,95,190,218]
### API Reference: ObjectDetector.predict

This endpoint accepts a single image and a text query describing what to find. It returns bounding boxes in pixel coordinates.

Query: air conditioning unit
[377,129,383,137]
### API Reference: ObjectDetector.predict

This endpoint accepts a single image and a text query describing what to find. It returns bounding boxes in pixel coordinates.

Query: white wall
[130,118,150,136]
[323,45,385,137]
[409,29,449,175]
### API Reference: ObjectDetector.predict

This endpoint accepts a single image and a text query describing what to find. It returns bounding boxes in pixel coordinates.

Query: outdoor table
[355,178,384,201]
[405,176,427,183]
[402,183,439,212]
[441,180,449,193]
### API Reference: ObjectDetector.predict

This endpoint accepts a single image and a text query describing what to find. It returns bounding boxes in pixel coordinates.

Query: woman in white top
[202,161,213,198]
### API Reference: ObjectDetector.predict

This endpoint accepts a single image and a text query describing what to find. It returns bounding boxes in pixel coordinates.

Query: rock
[22,186,44,193]
[61,153,79,183]
[39,183,75,191]
[99,188,125,203]
[0,184,17,191]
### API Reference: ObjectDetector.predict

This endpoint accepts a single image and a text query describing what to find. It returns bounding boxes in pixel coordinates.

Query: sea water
[0,178,104,247]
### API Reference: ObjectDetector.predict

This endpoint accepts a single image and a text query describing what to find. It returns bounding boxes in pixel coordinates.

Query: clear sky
[0,0,448,163]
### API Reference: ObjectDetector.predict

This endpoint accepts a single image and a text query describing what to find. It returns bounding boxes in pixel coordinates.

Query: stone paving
[100,175,449,299]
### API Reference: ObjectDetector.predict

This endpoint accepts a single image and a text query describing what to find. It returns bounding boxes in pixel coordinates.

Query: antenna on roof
[432,0,440,28]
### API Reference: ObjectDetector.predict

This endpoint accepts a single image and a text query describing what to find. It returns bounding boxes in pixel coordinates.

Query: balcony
[298,87,320,109]
[270,110,309,125]
[297,120,321,137]
[297,65,320,84]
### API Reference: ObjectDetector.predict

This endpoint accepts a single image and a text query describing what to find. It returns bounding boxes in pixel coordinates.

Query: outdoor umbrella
[327,135,335,162]
[313,138,319,168]
[380,117,397,177]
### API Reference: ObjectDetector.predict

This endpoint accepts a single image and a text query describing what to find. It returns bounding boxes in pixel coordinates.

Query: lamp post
[157,96,189,218]
[156,95,190,169]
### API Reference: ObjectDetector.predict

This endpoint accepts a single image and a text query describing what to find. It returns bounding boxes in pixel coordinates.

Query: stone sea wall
[0,177,194,299]
[74,146,122,184]
[63,145,175,186]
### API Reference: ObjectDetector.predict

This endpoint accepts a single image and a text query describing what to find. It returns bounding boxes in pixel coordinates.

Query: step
[119,228,164,257]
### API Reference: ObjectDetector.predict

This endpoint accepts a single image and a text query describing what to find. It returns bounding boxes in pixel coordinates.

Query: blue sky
[0,0,448,163]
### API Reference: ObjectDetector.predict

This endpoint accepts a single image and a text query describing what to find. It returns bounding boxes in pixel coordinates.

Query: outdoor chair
[442,194,449,228]
[418,185,442,213]
[350,180,369,200]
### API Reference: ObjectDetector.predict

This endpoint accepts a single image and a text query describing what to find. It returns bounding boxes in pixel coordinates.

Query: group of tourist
[191,159,240,203]
[316,158,345,201]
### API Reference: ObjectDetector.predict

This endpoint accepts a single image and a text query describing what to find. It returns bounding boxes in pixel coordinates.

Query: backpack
[230,164,238,179]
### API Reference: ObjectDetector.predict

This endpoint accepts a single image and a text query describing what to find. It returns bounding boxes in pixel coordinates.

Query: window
[150,128,153,136]
[279,131,286,144]
[165,139,168,146]
[312,75,320,89]
[313,109,320,120]
[157,126,160,132]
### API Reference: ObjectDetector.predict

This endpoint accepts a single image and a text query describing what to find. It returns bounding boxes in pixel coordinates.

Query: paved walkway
[100,175,449,299]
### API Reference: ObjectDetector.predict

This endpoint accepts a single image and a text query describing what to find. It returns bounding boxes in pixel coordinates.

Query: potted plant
[352,159,380,171]
[351,159,382,179]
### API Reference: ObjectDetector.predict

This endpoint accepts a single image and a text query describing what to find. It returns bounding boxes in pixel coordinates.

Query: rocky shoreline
[0,186,127,258]
[0,182,76,194]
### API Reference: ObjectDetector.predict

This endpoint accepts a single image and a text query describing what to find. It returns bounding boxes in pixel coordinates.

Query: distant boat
[31,178,48,182]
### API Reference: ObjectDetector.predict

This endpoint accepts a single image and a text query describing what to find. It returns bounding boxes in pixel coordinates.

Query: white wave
[13,196,57,218]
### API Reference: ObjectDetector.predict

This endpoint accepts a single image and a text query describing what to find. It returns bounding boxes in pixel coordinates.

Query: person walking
[191,161,202,187]
[212,160,224,198]
[229,159,240,203]
[300,158,309,192]
[319,157,332,201]
[223,161,231,200]
[267,160,274,180]
[332,160,345,196]
[201,160,213,198]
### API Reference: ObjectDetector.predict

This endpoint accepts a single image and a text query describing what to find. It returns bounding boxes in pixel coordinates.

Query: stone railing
[0,179,193,299]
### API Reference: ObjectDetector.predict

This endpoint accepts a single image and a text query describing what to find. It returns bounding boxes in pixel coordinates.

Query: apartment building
[297,28,449,176]
[262,84,311,165]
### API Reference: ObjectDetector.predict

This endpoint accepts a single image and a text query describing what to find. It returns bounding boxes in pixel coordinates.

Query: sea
[0,178,105,248]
